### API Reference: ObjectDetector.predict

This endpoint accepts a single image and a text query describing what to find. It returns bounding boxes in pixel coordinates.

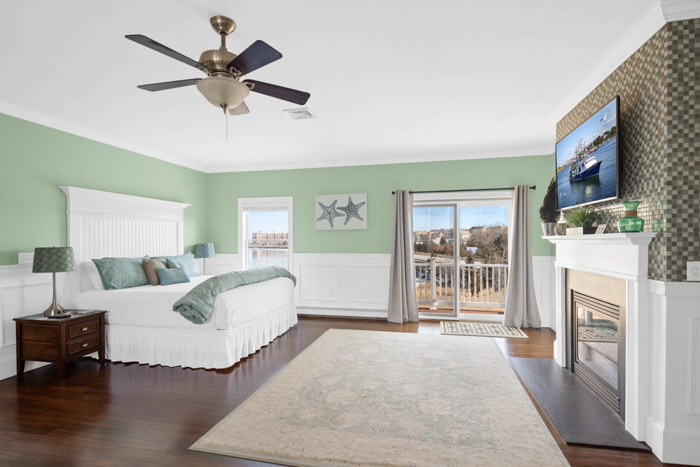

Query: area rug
[440,321,529,338]
[191,329,567,466]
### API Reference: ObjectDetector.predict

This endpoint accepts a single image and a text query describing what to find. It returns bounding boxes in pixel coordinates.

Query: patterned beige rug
[191,329,567,466]
[440,321,529,338]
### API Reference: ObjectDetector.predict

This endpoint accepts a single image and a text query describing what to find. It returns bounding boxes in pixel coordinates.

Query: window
[238,197,293,271]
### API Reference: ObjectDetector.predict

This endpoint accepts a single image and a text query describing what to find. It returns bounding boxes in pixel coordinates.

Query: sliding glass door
[413,205,457,316]
[413,194,511,319]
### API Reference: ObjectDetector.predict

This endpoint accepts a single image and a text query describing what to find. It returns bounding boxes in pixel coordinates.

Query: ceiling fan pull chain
[221,104,229,140]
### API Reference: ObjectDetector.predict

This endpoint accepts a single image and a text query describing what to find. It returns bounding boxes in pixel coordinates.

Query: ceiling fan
[126,15,310,117]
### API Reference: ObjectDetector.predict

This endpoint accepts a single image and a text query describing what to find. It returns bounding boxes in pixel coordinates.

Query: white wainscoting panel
[532,256,555,329]
[646,280,700,465]
[293,254,391,316]
[0,264,59,380]
[690,317,700,415]
[197,254,240,276]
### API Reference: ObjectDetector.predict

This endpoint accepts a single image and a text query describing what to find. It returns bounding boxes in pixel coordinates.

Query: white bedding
[72,275,295,331]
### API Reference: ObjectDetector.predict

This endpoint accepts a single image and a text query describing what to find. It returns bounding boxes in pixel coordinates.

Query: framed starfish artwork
[315,193,368,230]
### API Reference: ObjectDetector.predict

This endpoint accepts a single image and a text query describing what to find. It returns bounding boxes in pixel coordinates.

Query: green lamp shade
[32,247,76,273]
[194,243,216,259]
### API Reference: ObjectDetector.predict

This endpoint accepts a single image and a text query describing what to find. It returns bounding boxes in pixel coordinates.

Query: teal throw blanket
[173,267,297,324]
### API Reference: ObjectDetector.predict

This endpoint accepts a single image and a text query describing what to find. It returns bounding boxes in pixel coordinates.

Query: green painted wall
[207,155,555,257]
[0,113,208,265]
[1,112,555,266]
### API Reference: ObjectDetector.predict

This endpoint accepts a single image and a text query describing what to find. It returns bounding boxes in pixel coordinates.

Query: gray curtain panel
[504,185,541,328]
[387,190,419,323]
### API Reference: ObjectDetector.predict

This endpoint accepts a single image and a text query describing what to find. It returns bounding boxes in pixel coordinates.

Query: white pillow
[82,261,104,290]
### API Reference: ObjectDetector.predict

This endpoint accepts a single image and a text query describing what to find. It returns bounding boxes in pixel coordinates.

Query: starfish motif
[317,200,344,228]
[337,196,366,225]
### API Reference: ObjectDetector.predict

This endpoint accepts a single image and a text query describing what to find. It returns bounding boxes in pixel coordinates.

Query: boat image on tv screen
[555,97,619,210]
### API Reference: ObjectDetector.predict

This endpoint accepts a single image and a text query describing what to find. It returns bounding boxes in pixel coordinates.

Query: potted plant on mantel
[565,206,600,235]
[539,178,559,236]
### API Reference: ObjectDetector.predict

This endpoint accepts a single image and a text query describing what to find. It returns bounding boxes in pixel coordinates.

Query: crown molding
[551,3,666,123]
[0,100,208,174]
[205,143,555,174]
[661,0,700,21]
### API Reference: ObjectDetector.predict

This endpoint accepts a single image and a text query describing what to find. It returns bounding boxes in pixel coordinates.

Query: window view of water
[248,248,289,269]
[246,210,289,270]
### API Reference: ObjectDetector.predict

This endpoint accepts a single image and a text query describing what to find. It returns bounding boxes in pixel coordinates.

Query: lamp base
[43,303,66,318]
[43,272,68,318]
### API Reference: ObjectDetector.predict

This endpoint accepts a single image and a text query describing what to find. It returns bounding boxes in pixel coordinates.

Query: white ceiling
[0,0,663,172]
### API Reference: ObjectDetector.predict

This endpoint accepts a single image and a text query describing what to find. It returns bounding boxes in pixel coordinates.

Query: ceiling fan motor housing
[199,49,238,75]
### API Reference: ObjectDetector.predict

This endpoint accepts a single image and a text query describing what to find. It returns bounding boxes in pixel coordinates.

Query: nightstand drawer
[67,320,99,340]
[22,341,59,361]
[67,335,99,356]
[22,324,60,342]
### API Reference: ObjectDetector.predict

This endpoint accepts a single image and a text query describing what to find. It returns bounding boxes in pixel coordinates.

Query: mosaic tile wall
[556,19,699,282]
[664,19,700,282]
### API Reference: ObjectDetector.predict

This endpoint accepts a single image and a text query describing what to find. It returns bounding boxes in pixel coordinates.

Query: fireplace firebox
[568,290,625,416]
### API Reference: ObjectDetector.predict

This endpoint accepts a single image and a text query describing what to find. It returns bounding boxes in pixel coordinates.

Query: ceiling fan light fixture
[196,76,249,110]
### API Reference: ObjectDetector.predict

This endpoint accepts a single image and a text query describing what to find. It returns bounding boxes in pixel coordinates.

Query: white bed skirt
[102,302,298,369]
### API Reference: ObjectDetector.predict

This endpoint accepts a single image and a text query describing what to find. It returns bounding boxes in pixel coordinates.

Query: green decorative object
[618,201,645,233]
[32,247,76,317]
[194,243,216,275]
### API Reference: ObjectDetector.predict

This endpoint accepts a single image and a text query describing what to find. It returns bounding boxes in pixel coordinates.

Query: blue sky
[413,206,508,231]
[556,99,617,168]
[249,211,288,232]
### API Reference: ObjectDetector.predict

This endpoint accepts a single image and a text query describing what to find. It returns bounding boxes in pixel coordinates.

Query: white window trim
[238,196,294,271]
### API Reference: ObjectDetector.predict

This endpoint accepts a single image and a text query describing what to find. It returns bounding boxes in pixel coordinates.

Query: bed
[72,272,297,369]
[60,186,297,370]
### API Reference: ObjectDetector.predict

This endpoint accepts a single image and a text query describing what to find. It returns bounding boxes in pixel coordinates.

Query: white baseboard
[646,418,700,465]
[297,307,388,320]
[0,354,49,380]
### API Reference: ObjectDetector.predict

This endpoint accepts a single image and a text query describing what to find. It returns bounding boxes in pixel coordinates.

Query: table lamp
[194,243,216,275]
[32,247,76,317]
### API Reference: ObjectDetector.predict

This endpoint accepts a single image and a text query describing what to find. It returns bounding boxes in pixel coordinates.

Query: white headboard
[60,186,190,262]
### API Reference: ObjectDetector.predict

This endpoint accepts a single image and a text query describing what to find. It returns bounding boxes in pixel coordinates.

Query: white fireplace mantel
[544,233,656,280]
[545,232,656,444]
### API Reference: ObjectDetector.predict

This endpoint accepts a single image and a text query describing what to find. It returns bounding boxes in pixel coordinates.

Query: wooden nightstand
[14,310,106,379]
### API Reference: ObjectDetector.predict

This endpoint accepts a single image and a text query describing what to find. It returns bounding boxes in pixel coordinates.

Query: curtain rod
[391,185,536,195]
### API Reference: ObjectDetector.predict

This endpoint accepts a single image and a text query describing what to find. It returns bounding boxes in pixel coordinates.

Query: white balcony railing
[415,258,508,310]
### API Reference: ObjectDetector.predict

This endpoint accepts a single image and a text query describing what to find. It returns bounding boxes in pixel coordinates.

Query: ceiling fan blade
[226,40,282,75]
[126,34,206,71]
[229,101,250,116]
[137,78,201,92]
[244,80,310,105]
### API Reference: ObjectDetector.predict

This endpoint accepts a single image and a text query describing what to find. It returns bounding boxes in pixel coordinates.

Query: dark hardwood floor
[0,317,664,466]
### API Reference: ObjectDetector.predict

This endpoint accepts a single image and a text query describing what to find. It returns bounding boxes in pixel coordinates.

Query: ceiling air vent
[283,107,314,120]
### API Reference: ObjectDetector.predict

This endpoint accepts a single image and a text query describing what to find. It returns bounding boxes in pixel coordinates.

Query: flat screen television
[555,96,619,210]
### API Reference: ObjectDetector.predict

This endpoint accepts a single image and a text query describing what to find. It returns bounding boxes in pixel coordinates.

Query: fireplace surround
[545,233,655,440]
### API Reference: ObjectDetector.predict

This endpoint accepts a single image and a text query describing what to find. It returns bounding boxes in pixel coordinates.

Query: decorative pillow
[82,261,104,290]
[156,267,190,286]
[161,253,200,277]
[92,257,149,290]
[143,258,168,285]
[166,258,181,269]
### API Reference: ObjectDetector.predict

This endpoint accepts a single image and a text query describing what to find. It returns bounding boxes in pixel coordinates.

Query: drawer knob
[81,327,88,332]
[82,342,88,348]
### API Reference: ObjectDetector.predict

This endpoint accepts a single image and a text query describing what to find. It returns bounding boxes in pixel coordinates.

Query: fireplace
[568,290,625,416]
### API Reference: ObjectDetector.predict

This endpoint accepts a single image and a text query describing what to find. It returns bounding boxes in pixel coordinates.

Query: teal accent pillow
[92,257,150,290]
[160,253,200,277]
[166,258,181,269]
[157,268,190,285]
